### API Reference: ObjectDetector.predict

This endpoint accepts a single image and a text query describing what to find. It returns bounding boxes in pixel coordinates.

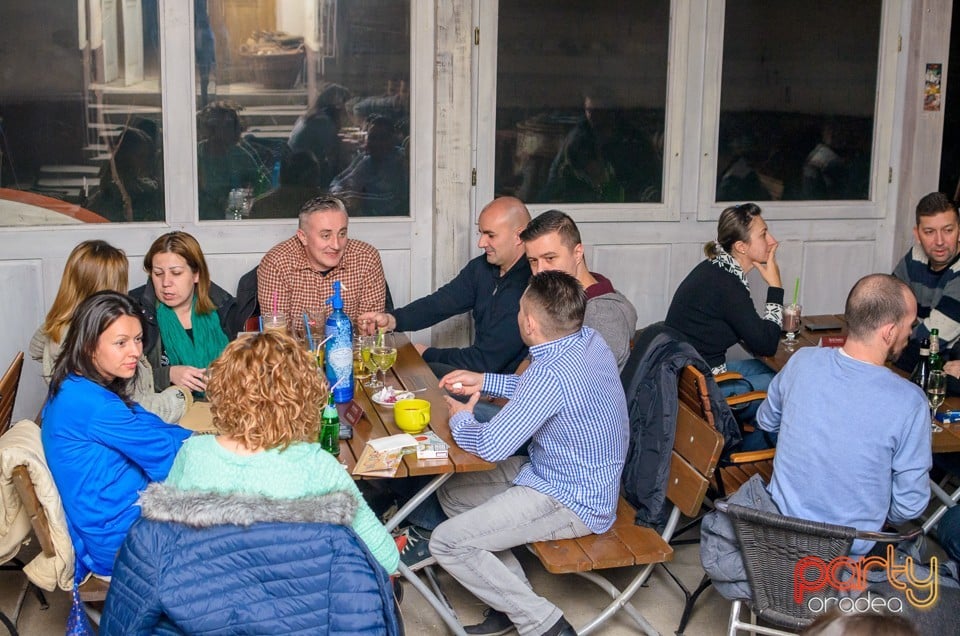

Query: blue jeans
[938,506,960,563]
[723,358,776,395]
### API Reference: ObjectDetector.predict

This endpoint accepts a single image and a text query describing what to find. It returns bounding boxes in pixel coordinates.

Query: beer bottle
[929,329,944,372]
[319,394,340,456]
[910,338,931,389]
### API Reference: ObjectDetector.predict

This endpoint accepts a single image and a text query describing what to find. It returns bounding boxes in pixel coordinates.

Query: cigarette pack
[414,431,449,459]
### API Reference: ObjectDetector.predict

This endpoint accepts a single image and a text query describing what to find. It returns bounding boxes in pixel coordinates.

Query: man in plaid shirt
[258,196,386,332]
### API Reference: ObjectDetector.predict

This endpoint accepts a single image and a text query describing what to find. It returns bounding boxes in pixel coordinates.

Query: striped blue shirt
[449,327,629,533]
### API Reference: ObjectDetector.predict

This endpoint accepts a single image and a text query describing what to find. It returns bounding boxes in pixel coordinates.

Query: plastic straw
[258,316,263,332]
[272,291,278,314]
[792,277,800,306]
[303,313,316,350]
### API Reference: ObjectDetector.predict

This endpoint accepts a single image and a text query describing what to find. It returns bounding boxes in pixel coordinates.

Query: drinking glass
[782,303,802,349]
[927,370,947,429]
[353,335,372,383]
[358,335,380,389]
[371,331,398,390]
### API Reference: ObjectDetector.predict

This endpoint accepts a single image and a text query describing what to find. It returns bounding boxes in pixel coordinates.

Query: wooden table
[179,333,494,479]
[178,333,491,635]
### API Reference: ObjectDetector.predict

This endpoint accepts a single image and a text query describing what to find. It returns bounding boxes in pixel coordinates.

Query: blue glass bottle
[324,281,354,403]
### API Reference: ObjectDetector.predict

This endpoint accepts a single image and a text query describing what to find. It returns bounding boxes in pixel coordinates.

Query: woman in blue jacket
[41,291,191,579]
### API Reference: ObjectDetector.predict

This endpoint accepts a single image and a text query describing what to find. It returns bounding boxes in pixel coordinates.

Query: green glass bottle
[929,328,944,372]
[319,394,340,456]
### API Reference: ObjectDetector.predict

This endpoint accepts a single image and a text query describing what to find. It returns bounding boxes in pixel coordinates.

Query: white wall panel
[0,260,45,422]
[590,244,672,330]
[801,242,876,314]
[379,249,412,310]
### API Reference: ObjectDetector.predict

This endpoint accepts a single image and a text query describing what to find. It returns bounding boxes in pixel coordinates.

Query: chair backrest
[666,400,723,520]
[0,352,25,436]
[10,465,57,559]
[717,500,856,629]
[678,364,716,429]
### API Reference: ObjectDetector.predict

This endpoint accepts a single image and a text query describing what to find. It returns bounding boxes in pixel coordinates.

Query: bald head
[844,274,913,341]
[477,197,531,274]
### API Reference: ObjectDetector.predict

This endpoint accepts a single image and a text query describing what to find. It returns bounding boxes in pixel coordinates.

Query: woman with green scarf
[132,232,240,395]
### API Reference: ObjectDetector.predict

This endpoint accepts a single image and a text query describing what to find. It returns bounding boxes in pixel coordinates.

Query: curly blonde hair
[206,330,327,450]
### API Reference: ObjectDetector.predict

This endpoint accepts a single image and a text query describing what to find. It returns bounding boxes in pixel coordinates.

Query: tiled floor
[3,536,732,635]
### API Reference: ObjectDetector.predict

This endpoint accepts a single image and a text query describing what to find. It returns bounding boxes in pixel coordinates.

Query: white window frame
[696,0,904,222]
[474,0,687,223]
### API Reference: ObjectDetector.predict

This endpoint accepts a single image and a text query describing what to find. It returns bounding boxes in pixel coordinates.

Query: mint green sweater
[165,434,399,573]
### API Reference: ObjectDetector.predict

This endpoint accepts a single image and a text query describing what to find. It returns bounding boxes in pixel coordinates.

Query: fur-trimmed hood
[137,482,358,528]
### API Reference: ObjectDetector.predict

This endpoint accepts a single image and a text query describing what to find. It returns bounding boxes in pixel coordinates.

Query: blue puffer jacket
[100,485,400,635]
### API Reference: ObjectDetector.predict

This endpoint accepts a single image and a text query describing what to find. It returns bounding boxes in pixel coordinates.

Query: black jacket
[392,255,531,373]
[620,323,741,530]
[130,281,239,389]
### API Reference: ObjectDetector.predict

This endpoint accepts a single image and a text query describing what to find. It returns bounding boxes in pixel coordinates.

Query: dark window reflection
[717,1,881,202]
[495,0,668,205]
[198,0,411,220]
[0,1,165,225]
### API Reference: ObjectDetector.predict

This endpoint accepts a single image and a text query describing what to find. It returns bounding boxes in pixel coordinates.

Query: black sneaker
[395,525,436,571]
[542,615,576,636]
[464,608,514,636]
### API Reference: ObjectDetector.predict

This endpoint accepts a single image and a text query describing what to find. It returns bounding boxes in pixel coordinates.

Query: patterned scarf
[708,244,783,375]
[155,296,228,369]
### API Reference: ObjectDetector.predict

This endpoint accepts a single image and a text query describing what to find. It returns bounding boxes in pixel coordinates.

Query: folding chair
[0,352,24,436]
[716,500,921,635]
[670,364,774,633]
[528,399,724,635]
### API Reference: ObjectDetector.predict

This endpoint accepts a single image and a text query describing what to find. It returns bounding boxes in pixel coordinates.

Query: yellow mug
[394,398,431,434]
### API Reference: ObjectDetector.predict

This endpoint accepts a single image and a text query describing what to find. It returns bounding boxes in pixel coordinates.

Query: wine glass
[371,331,398,391]
[357,335,380,389]
[782,303,802,349]
[927,370,947,430]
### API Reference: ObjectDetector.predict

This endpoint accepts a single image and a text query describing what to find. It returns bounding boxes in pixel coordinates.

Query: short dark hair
[706,203,763,258]
[523,271,586,339]
[915,192,958,225]
[298,195,348,229]
[844,274,910,340]
[519,209,581,249]
[49,290,144,406]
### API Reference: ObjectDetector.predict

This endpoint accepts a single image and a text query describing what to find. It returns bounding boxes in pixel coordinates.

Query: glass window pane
[197,0,410,221]
[717,1,881,202]
[0,1,165,226]
[495,0,668,205]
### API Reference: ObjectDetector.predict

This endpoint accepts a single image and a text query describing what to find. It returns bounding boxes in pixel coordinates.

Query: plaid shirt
[258,235,386,331]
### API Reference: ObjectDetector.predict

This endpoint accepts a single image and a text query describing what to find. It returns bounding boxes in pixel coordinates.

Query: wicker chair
[716,500,921,636]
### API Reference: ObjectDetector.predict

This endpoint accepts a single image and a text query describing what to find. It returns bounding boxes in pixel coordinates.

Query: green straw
[792,277,800,306]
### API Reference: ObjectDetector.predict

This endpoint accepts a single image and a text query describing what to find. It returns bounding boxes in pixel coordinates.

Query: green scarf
[156,296,229,369]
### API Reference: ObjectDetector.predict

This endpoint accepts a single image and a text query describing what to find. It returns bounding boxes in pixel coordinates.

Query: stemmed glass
[927,370,946,430]
[782,303,802,350]
[371,330,398,391]
[357,335,380,389]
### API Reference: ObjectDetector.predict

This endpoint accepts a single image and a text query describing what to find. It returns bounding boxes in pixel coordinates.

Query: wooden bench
[528,398,724,635]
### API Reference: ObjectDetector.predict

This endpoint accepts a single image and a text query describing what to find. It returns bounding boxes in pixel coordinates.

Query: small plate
[371,388,415,406]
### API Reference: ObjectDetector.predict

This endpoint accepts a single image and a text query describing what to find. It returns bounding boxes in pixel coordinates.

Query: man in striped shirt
[429,271,629,636]
[893,192,960,373]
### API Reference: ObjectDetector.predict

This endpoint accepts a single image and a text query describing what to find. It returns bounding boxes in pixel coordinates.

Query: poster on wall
[925,63,942,112]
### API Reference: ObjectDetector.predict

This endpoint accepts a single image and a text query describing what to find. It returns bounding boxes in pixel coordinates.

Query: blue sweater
[757,347,931,555]
[41,375,191,576]
[392,254,531,373]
